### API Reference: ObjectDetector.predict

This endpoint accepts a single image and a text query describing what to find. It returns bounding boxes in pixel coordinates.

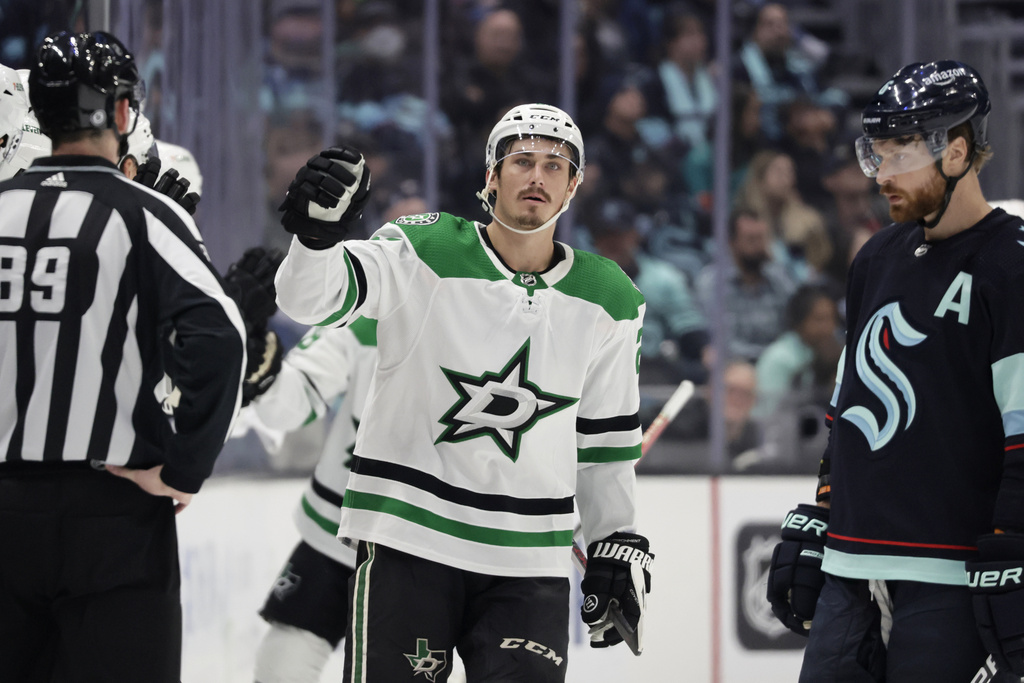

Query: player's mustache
[879,184,903,198]
[518,189,551,202]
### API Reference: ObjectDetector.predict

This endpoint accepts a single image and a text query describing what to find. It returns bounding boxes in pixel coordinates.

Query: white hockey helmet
[0,64,26,152]
[120,109,156,168]
[156,140,203,196]
[0,67,52,181]
[478,103,585,234]
[484,103,585,182]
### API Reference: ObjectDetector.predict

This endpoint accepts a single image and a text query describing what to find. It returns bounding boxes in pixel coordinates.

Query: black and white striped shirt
[0,155,246,493]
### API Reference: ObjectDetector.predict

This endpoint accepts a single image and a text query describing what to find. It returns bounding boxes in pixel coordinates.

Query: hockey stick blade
[969,655,1024,683]
[608,601,641,656]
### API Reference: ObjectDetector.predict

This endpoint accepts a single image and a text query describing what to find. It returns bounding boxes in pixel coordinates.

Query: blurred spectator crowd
[1,0,896,476]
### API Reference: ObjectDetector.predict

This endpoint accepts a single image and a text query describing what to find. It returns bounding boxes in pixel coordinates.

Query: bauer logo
[863,117,882,124]
[735,523,806,650]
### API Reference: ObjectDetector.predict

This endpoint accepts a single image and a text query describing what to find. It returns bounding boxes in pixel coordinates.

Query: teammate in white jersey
[274,104,654,681]
[0,63,51,180]
[247,318,374,682]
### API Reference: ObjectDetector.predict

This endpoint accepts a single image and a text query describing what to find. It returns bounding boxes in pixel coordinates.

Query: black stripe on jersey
[351,455,574,515]
[311,475,345,508]
[4,190,61,461]
[85,243,137,464]
[344,246,369,314]
[576,412,641,435]
[44,198,112,461]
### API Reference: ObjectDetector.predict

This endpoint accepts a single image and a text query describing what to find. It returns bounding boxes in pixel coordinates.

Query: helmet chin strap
[476,168,577,236]
[918,149,975,229]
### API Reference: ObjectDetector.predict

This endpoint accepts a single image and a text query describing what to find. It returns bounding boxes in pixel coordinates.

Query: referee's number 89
[0,245,70,313]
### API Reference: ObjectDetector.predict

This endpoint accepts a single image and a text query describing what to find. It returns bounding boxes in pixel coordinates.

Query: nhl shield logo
[736,524,806,650]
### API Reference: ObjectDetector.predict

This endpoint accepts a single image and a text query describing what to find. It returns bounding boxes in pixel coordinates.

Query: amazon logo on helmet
[861,59,990,152]
[28,31,141,137]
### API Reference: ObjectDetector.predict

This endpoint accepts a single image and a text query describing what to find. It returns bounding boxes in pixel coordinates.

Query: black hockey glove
[278,146,371,248]
[223,247,285,336]
[242,329,282,406]
[967,532,1024,677]
[135,157,200,215]
[580,532,653,654]
[766,504,829,636]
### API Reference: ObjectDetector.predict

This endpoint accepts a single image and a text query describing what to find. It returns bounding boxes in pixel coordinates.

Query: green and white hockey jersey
[275,212,646,578]
[247,317,378,567]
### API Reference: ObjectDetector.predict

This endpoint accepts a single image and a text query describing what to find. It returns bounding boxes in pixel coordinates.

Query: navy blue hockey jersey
[819,208,1024,585]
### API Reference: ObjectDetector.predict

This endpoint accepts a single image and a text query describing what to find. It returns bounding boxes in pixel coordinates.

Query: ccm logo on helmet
[528,114,560,122]
[922,67,967,87]
[968,567,1024,588]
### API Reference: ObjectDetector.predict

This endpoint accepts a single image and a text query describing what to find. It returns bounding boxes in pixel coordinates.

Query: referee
[0,32,246,682]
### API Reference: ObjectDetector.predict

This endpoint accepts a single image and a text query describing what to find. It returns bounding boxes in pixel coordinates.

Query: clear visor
[854,128,948,178]
[495,135,580,177]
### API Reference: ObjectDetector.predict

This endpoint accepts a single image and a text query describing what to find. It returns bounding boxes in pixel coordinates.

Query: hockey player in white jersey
[274,103,653,681]
[248,318,375,682]
[0,63,51,180]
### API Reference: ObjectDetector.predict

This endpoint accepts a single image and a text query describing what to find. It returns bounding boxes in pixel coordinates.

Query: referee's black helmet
[28,31,141,136]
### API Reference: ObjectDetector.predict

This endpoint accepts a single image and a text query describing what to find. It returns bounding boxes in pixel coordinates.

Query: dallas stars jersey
[275,212,646,578]
[248,317,378,567]
[819,208,1024,584]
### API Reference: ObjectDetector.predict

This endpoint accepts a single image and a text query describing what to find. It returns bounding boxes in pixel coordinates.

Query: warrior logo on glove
[581,532,653,655]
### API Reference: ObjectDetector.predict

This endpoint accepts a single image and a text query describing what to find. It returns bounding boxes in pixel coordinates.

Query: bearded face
[878,165,946,224]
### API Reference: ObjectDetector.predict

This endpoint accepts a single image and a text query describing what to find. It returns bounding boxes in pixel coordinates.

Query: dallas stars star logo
[404,638,447,680]
[436,339,577,462]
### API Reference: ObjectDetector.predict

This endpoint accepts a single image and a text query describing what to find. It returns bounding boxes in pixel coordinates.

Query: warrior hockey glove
[278,146,371,248]
[243,329,282,406]
[580,532,653,654]
[967,532,1024,677]
[135,158,200,215]
[766,504,829,636]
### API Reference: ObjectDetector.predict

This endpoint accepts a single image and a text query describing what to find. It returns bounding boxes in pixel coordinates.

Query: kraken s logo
[841,302,927,451]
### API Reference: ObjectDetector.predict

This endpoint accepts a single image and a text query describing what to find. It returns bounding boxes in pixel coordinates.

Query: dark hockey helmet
[862,60,989,147]
[28,31,142,136]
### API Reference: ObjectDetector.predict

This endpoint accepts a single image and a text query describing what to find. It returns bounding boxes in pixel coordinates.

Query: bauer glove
[967,532,1024,677]
[766,503,829,636]
[135,157,200,216]
[580,532,653,655]
[279,146,371,248]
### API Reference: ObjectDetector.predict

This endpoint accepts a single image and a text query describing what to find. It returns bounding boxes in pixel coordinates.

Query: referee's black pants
[0,465,182,683]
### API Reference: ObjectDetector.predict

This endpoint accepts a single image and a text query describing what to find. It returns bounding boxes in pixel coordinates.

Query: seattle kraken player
[767,61,1024,681]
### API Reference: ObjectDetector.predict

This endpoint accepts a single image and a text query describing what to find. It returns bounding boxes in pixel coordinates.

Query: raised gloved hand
[278,146,371,248]
[967,532,1024,677]
[242,329,283,406]
[135,157,200,215]
[766,503,829,636]
[580,532,653,654]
